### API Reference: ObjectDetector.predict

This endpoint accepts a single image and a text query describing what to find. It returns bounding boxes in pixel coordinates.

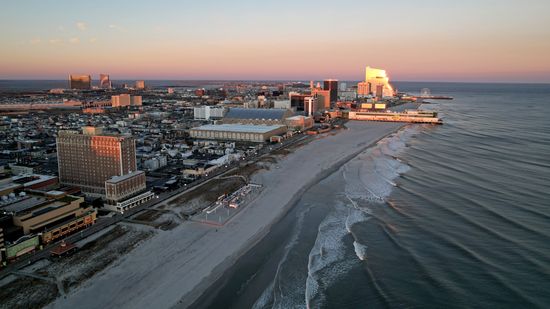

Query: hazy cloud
[69,37,80,44]
[49,38,63,44]
[108,24,126,32]
[89,37,98,43]
[76,22,87,31]
[29,38,42,45]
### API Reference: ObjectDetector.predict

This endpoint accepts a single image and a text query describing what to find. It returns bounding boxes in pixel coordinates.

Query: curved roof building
[222,108,293,125]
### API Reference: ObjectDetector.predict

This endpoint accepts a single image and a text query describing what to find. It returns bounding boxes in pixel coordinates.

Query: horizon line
[0,78,549,85]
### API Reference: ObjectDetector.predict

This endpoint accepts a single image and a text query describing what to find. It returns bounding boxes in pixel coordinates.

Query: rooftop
[286,115,311,120]
[191,124,285,134]
[0,194,81,215]
[58,129,131,139]
[12,174,57,187]
[46,190,66,196]
[106,170,145,184]
[0,196,48,213]
[225,108,289,120]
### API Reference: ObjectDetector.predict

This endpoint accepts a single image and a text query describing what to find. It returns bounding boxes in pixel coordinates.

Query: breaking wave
[305,126,417,307]
[353,241,368,261]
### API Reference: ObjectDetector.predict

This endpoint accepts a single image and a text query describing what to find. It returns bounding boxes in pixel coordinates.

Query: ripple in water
[305,126,415,307]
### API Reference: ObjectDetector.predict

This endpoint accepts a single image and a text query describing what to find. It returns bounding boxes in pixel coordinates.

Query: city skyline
[0,1,548,306]
[1,0,550,83]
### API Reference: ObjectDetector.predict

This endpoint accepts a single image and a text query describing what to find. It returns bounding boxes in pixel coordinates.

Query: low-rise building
[338,90,357,101]
[143,156,167,171]
[193,106,226,120]
[2,194,96,244]
[8,164,35,175]
[285,115,314,131]
[222,108,293,126]
[1,174,58,198]
[273,100,291,109]
[4,235,39,262]
[189,124,287,143]
[182,162,217,179]
[104,170,153,213]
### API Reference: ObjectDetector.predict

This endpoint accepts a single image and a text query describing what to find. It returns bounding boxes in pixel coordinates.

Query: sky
[1,0,549,82]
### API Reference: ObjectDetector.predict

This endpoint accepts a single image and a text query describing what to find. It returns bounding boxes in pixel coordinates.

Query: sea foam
[305,126,417,306]
[353,241,368,261]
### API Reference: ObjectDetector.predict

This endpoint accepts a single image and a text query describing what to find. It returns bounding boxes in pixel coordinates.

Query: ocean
[193,82,550,308]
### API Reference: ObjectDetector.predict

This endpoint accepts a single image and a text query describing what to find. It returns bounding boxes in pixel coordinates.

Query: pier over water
[346,110,443,124]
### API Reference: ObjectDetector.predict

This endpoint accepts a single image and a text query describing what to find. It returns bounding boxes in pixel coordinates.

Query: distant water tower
[420,88,431,97]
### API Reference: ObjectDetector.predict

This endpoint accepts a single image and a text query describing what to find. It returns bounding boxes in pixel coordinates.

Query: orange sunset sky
[1,0,549,82]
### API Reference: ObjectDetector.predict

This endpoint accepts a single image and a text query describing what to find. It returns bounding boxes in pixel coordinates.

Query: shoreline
[182,122,408,308]
[48,121,407,309]
[187,122,411,308]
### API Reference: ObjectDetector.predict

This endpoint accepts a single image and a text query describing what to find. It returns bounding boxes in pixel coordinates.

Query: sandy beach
[47,120,404,309]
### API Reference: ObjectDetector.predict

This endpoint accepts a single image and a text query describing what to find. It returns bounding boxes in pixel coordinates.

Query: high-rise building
[323,79,338,104]
[111,94,131,107]
[111,94,141,107]
[111,95,120,107]
[56,127,137,197]
[99,74,111,89]
[357,81,369,97]
[311,87,331,110]
[304,96,318,116]
[69,75,92,90]
[289,92,309,111]
[339,82,347,91]
[135,80,145,89]
[130,95,142,106]
[364,66,394,98]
